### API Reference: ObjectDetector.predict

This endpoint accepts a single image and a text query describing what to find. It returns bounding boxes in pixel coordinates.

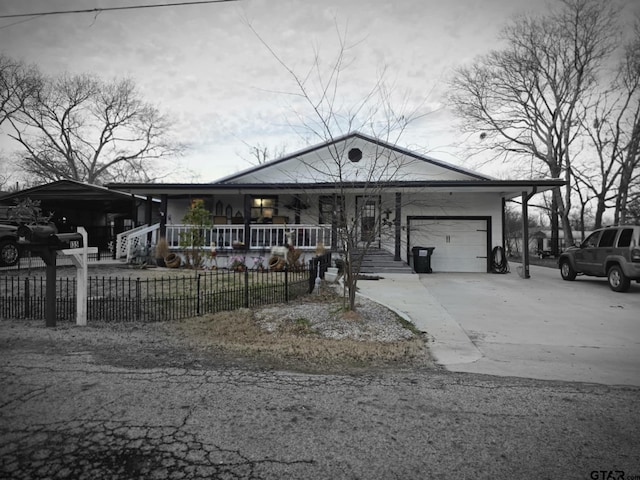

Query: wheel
[560,260,576,281]
[0,239,19,267]
[607,265,630,292]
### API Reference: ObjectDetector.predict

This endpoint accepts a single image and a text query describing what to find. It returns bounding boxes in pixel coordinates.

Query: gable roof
[215,131,493,185]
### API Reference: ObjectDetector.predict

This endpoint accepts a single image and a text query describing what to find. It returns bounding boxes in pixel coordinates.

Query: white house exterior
[108,132,563,272]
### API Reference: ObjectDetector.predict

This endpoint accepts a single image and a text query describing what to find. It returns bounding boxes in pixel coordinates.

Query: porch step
[352,248,414,274]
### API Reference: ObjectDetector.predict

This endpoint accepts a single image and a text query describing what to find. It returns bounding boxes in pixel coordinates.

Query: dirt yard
[2,284,433,374]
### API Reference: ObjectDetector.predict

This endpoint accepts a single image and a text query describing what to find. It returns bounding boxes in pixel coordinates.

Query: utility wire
[0,0,241,19]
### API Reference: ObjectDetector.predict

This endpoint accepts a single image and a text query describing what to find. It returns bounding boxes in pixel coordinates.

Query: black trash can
[412,246,435,273]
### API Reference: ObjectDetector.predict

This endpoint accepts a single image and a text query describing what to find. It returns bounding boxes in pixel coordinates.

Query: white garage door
[410,219,488,272]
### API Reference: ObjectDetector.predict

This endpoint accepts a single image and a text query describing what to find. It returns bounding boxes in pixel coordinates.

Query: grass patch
[395,314,423,336]
[173,309,428,373]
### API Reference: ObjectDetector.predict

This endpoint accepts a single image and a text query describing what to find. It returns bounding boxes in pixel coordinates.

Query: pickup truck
[0,222,20,266]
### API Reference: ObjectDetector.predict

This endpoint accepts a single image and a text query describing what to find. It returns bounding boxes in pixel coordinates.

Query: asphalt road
[1,323,639,480]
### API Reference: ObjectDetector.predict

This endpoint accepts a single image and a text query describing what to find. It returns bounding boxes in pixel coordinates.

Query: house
[107,132,564,272]
[526,229,592,256]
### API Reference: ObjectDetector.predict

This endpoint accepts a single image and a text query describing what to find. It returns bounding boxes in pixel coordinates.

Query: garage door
[410,219,488,272]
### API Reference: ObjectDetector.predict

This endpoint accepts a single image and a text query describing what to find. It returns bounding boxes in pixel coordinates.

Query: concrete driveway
[357,265,640,386]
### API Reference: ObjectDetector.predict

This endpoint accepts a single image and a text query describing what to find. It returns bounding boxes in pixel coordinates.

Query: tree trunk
[594,197,606,229]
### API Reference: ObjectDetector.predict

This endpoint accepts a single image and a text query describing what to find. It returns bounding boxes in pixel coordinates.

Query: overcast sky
[1,0,639,183]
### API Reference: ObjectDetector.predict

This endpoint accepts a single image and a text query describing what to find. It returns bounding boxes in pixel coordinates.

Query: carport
[0,179,158,252]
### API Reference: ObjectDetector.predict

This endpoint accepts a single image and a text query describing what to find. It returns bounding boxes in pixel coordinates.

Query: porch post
[145,196,153,244]
[130,194,138,226]
[331,193,338,252]
[394,192,401,261]
[159,194,167,238]
[243,194,251,248]
[294,196,301,224]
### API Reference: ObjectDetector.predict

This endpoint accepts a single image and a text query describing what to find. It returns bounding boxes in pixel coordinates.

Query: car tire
[560,260,576,281]
[0,239,20,267]
[607,265,630,292]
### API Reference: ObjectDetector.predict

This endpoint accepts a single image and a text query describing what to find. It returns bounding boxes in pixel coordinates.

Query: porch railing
[164,224,332,250]
[116,224,156,260]
[119,224,160,262]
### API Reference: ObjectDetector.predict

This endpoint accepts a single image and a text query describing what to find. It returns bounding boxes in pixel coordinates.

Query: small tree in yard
[249,21,430,311]
[179,199,212,268]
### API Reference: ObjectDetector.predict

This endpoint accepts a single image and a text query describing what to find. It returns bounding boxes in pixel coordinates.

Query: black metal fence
[0,265,315,323]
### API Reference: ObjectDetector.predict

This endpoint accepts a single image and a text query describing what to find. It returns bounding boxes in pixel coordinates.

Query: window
[617,229,633,247]
[582,231,601,248]
[251,197,277,220]
[598,229,617,248]
[319,196,345,226]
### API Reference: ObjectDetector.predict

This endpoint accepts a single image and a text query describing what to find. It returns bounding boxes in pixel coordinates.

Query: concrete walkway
[355,273,483,365]
[356,266,640,386]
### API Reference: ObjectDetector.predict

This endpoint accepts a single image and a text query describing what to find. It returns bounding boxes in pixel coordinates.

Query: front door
[356,196,380,247]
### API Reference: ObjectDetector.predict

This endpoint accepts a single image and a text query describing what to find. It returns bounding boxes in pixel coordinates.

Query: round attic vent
[348,148,362,163]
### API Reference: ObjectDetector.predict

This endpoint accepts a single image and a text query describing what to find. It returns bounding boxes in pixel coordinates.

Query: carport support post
[521,189,536,279]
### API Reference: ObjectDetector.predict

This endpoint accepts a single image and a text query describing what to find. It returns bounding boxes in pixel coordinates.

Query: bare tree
[614,23,640,224]
[571,21,640,228]
[0,54,40,127]
[238,141,288,166]
[249,21,429,311]
[7,73,183,185]
[448,0,618,251]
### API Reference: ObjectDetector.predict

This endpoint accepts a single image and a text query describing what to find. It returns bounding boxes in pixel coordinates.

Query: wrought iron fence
[0,265,314,323]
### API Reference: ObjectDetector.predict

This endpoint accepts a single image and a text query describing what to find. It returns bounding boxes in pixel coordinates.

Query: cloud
[1,0,633,183]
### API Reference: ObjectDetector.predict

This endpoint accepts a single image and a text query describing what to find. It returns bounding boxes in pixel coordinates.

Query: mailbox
[17,224,58,244]
[50,233,83,250]
[17,225,83,251]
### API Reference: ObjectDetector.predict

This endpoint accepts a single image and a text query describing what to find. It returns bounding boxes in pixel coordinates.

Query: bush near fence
[0,260,324,322]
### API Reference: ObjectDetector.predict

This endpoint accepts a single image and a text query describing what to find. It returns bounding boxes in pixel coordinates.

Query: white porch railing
[164,224,332,250]
[119,224,160,262]
[165,224,245,249]
[116,224,155,259]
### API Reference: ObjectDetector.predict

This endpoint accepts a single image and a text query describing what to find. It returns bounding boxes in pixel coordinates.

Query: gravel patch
[255,294,415,342]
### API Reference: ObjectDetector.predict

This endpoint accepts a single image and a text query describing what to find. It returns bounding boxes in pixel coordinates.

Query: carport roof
[0,179,157,210]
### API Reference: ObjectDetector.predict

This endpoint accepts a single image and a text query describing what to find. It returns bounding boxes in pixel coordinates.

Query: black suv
[0,222,20,267]
[559,225,640,292]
